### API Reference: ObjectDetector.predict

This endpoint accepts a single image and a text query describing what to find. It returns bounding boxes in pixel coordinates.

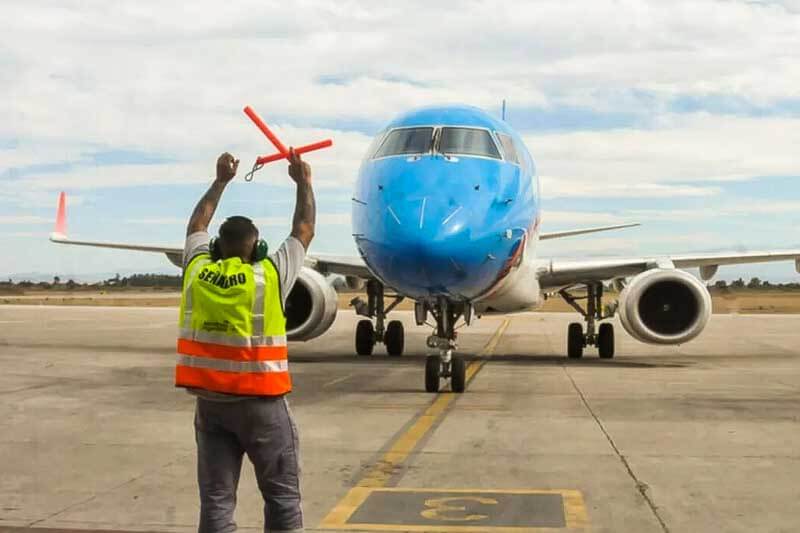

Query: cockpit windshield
[373,127,434,158]
[495,133,519,164]
[439,127,501,159]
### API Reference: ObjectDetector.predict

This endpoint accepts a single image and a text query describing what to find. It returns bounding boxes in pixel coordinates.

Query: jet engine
[285,267,338,342]
[618,268,711,345]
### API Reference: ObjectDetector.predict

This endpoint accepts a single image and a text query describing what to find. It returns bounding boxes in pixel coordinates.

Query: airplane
[50,104,800,393]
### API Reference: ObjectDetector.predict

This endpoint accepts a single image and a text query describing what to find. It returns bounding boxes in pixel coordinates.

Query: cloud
[543,200,800,229]
[0,231,50,238]
[4,0,800,150]
[125,217,187,225]
[4,1,800,203]
[0,215,51,224]
[538,232,722,257]
[542,211,627,226]
[3,0,800,277]
[623,200,800,221]
[8,126,372,192]
[541,179,720,199]
[255,212,350,227]
[530,114,800,198]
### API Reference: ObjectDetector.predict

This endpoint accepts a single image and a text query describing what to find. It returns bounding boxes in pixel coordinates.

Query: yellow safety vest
[175,253,290,396]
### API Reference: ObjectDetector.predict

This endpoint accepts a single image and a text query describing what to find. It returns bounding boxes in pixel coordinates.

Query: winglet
[52,192,67,239]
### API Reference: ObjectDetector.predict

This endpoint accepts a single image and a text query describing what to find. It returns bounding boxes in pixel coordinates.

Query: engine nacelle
[618,268,711,345]
[285,267,338,342]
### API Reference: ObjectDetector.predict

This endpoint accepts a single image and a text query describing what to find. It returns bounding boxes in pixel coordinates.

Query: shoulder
[269,236,306,272]
[187,251,212,269]
[184,231,211,268]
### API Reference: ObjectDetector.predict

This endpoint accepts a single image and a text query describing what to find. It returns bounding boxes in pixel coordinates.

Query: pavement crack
[25,452,192,528]
[0,382,60,395]
[563,366,670,533]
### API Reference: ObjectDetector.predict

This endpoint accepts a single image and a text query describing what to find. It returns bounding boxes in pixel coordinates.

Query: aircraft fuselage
[352,105,540,304]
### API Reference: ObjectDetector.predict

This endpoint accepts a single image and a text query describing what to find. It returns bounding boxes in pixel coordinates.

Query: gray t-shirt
[182,231,306,401]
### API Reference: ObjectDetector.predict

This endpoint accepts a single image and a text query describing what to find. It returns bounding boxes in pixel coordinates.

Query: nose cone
[380,196,476,293]
[354,157,519,299]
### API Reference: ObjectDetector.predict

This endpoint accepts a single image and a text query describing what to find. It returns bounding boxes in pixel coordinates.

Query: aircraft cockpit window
[439,127,501,159]
[495,133,519,165]
[373,127,434,158]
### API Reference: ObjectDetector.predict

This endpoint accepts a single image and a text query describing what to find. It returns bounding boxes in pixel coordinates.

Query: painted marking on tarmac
[322,373,354,388]
[320,487,589,531]
[320,318,584,532]
[320,317,590,530]
[353,318,511,489]
[465,317,510,382]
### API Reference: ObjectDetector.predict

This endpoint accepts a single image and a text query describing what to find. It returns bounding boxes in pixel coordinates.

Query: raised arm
[186,152,239,236]
[288,148,316,249]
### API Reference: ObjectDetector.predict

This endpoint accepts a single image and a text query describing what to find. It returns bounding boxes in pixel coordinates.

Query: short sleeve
[184,231,210,269]
[268,236,307,305]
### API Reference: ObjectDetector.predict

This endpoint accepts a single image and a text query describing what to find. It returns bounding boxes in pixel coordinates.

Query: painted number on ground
[321,487,589,530]
[420,496,499,522]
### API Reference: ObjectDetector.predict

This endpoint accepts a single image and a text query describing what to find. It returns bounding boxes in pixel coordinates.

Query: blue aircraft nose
[355,157,521,299]
[389,196,473,278]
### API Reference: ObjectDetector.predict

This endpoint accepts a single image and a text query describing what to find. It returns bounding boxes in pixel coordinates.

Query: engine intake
[285,267,338,342]
[618,269,711,345]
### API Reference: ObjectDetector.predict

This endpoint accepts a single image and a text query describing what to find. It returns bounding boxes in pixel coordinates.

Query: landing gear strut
[560,283,616,359]
[422,297,469,393]
[352,280,405,356]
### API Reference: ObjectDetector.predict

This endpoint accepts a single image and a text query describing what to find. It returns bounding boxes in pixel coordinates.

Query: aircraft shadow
[290,352,690,369]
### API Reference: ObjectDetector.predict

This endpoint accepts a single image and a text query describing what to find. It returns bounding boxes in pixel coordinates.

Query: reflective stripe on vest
[178,329,287,347]
[182,256,211,329]
[175,254,290,396]
[177,354,289,373]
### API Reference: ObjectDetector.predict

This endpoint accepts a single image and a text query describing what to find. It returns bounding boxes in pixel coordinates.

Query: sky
[2,0,800,282]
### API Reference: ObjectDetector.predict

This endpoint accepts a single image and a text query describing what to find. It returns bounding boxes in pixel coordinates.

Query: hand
[288,148,312,185]
[216,152,239,183]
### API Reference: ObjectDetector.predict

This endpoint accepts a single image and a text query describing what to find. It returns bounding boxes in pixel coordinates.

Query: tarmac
[0,305,798,533]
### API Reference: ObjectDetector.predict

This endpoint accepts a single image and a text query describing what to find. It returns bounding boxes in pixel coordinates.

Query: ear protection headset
[209,217,269,263]
[209,236,269,263]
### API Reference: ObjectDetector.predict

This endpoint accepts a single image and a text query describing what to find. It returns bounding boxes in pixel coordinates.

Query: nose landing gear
[352,282,471,392]
[560,283,616,359]
[421,297,469,393]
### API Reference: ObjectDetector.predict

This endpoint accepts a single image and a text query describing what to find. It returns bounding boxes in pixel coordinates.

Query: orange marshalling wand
[243,105,333,166]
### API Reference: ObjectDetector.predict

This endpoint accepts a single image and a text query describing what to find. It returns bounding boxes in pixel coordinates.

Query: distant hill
[1,268,175,284]
[0,272,181,290]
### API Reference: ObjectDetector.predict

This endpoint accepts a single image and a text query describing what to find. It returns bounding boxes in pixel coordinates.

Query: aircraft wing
[537,250,800,290]
[51,230,372,277]
[50,232,186,267]
[51,192,372,276]
[304,254,372,278]
[539,222,640,240]
[303,222,642,282]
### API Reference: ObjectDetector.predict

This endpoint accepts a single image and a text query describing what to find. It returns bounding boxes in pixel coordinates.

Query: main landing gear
[351,280,405,356]
[419,297,471,394]
[560,283,616,359]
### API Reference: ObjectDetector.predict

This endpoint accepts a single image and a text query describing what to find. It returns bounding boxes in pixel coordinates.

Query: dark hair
[219,216,258,249]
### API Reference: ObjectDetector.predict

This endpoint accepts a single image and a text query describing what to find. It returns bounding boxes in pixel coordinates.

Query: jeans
[194,396,303,533]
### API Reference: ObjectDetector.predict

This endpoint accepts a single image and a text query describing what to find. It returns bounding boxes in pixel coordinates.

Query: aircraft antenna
[501,99,507,121]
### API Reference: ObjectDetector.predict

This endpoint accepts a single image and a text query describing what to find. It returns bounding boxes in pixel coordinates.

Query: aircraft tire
[598,323,615,359]
[567,323,584,359]
[425,355,441,393]
[385,320,404,356]
[355,320,375,356]
[451,356,466,393]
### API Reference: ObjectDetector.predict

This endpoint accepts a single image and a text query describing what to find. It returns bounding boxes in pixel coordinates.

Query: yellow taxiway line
[321,318,511,524]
